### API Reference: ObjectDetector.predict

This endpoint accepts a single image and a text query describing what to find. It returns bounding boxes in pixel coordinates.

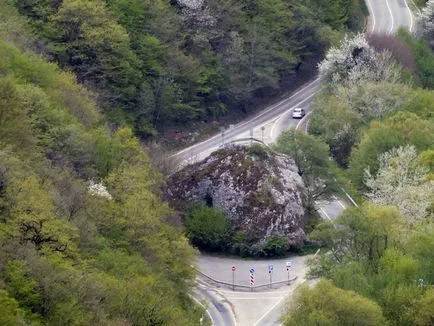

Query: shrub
[262,235,289,256]
[247,143,269,160]
[184,204,232,251]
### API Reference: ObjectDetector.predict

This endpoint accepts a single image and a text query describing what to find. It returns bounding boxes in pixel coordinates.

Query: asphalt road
[196,255,310,326]
[185,2,414,325]
[174,79,321,162]
[198,255,308,288]
[365,0,413,34]
[194,283,236,326]
[173,1,414,165]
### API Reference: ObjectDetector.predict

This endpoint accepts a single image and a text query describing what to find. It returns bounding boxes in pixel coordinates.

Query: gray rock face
[166,145,308,246]
[177,0,204,10]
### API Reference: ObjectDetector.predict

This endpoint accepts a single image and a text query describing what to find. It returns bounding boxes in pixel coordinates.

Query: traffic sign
[249,268,255,274]
[286,261,292,268]
[232,266,236,272]
[268,264,273,272]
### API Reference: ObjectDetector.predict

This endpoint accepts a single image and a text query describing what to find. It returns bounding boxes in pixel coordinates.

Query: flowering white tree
[319,34,401,87]
[88,180,112,200]
[420,0,434,46]
[335,81,410,121]
[364,145,433,226]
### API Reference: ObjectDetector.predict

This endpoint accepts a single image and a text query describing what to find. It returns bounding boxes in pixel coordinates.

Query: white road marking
[338,200,346,209]
[252,294,286,326]
[228,297,284,300]
[190,294,215,325]
[173,79,319,157]
[403,0,414,32]
[269,92,317,140]
[252,279,306,326]
[295,111,312,131]
[365,0,376,33]
[320,207,332,221]
[221,290,294,295]
[385,0,395,34]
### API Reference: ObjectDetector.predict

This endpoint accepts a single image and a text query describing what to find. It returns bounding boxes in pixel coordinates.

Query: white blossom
[88,180,112,200]
[364,145,434,226]
[419,0,434,43]
[319,34,401,87]
[334,80,410,120]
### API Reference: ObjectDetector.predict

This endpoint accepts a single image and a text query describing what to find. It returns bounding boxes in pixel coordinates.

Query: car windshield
[294,108,302,112]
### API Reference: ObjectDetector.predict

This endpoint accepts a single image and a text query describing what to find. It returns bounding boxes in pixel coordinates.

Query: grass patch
[247,143,269,160]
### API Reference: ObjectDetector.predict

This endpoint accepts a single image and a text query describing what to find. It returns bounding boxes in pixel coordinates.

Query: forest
[0,0,433,325]
[12,0,365,138]
[0,2,201,324]
[1,0,360,323]
[281,2,434,324]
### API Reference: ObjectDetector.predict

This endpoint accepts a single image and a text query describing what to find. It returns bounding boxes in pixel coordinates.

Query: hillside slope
[0,3,201,325]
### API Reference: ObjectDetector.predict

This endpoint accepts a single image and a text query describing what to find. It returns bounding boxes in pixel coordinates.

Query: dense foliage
[307,206,434,326]
[184,203,290,257]
[282,280,387,326]
[185,204,231,251]
[274,130,338,202]
[0,4,202,324]
[11,0,365,137]
[284,9,434,325]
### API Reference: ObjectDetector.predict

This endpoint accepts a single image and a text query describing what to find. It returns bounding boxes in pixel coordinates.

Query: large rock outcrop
[166,145,308,246]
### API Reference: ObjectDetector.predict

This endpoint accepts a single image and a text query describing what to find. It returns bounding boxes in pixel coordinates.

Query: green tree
[0,289,33,326]
[310,92,361,167]
[0,76,36,155]
[311,204,403,271]
[414,289,434,326]
[282,280,387,326]
[185,204,231,251]
[274,129,337,202]
[50,0,141,102]
[348,112,434,188]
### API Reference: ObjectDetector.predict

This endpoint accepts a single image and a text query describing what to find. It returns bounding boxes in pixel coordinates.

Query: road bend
[181,2,415,325]
[194,282,236,326]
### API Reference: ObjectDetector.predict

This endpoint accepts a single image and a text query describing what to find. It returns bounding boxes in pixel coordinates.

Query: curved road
[365,0,414,34]
[185,1,414,325]
[174,0,414,165]
[174,79,320,164]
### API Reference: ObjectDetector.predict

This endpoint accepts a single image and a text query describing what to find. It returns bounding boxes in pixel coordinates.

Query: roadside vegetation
[9,0,365,139]
[1,0,433,324]
[0,0,365,321]
[0,4,203,325]
[282,3,434,325]
[185,202,294,258]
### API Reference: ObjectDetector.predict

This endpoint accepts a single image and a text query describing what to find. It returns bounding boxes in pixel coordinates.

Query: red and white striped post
[249,268,255,291]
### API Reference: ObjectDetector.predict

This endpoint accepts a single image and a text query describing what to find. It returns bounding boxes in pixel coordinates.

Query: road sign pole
[269,271,272,288]
[231,266,236,291]
[286,261,292,285]
[232,270,235,291]
[287,268,289,285]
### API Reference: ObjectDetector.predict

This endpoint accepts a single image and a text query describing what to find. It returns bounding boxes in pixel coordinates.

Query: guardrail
[221,137,269,147]
[196,268,298,292]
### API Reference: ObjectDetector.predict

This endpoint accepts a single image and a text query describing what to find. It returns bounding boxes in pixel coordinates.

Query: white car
[292,108,305,119]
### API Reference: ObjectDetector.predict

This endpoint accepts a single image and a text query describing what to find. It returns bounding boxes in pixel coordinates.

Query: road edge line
[295,111,312,131]
[385,0,395,34]
[365,0,376,33]
[173,79,319,157]
[190,293,215,326]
